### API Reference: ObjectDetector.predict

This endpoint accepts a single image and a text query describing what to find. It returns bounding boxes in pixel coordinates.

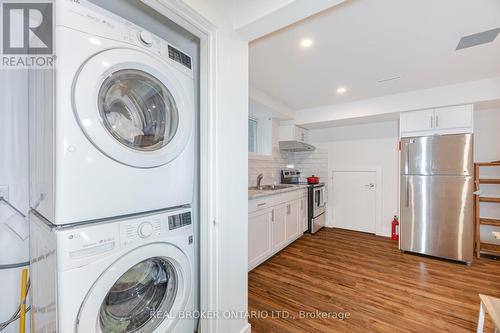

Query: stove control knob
[138,30,153,46]
[138,222,154,238]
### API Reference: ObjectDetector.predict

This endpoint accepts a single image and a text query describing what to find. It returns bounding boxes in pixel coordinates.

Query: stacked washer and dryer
[29,1,197,332]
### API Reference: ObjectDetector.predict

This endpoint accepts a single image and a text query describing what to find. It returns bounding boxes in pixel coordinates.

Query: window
[248,117,272,159]
[248,118,258,153]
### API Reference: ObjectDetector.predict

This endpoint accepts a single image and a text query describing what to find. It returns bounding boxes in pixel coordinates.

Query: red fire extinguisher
[391,216,399,241]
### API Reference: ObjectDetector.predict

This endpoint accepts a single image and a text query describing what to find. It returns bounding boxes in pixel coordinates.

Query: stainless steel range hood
[279,140,316,152]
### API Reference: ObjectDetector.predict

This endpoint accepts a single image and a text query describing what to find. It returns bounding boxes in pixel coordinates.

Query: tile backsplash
[248,147,291,186]
[248,143,329,186]
[291,143,329,182]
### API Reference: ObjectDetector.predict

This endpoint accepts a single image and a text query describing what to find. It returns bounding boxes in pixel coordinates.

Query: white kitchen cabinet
[272,204,287,251]
[279,125,308,142]
[248,210,273,270]
[400,109,434,134]
[400,104,473,137]
[300,196,308,232]
[285,200,300,240]
[434,105,473,132]
[248,189,308,271]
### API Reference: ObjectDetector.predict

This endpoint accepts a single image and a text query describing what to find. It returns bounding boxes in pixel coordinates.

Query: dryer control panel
[58,0,194,77]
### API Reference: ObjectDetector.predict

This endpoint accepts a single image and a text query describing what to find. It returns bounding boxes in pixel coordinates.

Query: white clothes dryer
[30,0,195,224]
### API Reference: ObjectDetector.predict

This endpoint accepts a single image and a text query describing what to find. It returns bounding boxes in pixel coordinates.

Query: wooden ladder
[474,162,500,258]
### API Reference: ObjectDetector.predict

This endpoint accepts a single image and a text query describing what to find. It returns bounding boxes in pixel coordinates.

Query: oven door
[311,212,326,234]
[313,186,326,216]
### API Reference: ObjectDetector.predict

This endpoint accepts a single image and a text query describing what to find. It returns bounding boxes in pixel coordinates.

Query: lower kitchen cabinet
[300,195,308,232]
[248,210,273,270]
[285,200,300,241]
[248,189,307,271]
[272,204,287,251]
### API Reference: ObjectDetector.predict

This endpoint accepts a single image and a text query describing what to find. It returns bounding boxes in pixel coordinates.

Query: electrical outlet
[0,185,9,201]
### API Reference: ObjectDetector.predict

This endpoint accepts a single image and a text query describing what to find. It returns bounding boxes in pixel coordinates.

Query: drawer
[249,196,275,212]
[249,188,307,212]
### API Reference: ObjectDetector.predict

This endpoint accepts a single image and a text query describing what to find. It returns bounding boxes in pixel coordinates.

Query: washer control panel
[121,217,162,247]
[138,30,154,46]
[168,212,192,230]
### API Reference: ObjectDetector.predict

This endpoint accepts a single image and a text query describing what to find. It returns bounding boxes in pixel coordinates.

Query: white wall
[0,70,29,214]
[308,121,400,237]
[474,108,500,245]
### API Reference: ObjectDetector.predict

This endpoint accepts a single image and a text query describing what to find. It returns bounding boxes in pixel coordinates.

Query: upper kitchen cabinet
[280,125,308,142]
[279,125,315,152]
[400,104,473,138]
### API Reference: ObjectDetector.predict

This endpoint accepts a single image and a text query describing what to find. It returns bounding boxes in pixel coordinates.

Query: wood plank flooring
[248,228,500,333]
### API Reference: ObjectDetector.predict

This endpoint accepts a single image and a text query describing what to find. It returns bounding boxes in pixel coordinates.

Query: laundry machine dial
[138,222,154,238]
[138,30,154,46]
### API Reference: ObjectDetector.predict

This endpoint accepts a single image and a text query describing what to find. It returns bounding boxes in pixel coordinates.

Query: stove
[280,169,326,233]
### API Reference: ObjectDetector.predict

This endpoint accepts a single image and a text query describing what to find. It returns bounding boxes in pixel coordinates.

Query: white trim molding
[140,1,219,332]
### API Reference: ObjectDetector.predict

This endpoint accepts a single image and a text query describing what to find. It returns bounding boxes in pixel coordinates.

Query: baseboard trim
[240,322,251,333]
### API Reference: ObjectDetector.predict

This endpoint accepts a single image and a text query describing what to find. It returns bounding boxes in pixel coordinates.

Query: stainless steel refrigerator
[400,133,474,263]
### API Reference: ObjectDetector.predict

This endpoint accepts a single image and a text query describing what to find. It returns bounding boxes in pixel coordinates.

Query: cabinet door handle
[257,202,266,207]
[436,115,439,128]
[271,209,274,222]
[430,114,434,128]
[287,204,290,215]
[300,200,303,209]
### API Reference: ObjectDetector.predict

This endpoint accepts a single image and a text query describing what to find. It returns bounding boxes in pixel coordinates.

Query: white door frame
[140,1,218,331]
[330,166,382,235]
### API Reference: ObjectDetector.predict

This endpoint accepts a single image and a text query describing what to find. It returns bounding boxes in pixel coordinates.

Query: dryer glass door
[99,257,178,333]
[98,69,179,152]
[73,48,194,168]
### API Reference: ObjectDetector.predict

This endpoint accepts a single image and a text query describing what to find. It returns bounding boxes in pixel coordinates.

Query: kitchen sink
[248,185,294,191]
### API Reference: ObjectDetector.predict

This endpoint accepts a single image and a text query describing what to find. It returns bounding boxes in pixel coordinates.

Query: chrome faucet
[257,173,264,190]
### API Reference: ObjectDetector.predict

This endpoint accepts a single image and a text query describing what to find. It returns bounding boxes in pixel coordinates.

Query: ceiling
[249,0,500,111]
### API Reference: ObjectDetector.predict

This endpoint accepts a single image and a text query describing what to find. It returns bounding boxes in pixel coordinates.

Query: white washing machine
[30,207,195,333]
[30,0,195,225]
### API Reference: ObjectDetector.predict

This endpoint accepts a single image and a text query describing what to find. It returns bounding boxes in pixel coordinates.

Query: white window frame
[248,117,273,160]
[248,117,259,154]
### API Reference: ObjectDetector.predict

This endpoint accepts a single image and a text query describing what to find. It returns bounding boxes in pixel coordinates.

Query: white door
[285,200,299,240]
[272,205,287,251]
[434,105,473,131]
[248,209,272,270]
[400,109,434,134]
[331,171,376,233]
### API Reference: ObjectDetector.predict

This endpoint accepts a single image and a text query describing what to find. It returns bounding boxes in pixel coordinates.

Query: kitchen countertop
[248,184,309,199]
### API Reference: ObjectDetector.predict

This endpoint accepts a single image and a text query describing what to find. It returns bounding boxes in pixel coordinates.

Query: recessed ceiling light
[336,87,347,94]
[300,39,313,48]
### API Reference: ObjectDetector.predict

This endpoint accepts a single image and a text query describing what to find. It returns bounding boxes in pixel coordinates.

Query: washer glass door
[98,69,178,152]
[99,257,177,333]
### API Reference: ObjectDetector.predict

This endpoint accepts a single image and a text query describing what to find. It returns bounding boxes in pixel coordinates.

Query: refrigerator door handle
[406,177,410,207]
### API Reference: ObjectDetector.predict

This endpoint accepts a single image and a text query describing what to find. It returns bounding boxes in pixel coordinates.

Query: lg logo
[2,2,53,55]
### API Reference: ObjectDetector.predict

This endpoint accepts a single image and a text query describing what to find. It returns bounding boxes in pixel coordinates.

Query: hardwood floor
[248,228,500,333]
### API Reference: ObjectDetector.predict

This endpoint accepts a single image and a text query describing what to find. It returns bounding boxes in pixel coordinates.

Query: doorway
[331,170,378,234]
